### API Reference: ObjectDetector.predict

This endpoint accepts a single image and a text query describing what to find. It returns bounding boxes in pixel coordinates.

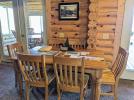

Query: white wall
[121,0,134,80]
[121,0,134,49]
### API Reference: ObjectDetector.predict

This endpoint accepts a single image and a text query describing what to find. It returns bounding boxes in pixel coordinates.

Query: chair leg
[45,86,48,100]
[15,70,18,87]
[26,83,29,100]
[13,61,18,88]
[57,85,61,100]
[95,82,101,100]
[18,73,23,96]
[112,85,118,100]
[80,87,84,100]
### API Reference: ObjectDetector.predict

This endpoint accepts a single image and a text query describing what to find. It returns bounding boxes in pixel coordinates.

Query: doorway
[0,1,16,56]
[23,0,46,49]
[121,0,134,80]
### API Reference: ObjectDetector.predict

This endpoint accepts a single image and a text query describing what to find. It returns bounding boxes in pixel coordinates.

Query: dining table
[12,46,109,100]
[28,46,109,100]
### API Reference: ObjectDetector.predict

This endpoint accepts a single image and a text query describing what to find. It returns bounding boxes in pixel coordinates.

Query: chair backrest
[7,42,24,59]
[11,30,16,38]
[17,53,48,85]
[112,47,128,80]
[69,39,86,50]
[48,39,65,50]
[54,56,84,90]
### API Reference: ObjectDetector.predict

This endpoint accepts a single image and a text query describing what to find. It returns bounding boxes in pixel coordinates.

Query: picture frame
[59,2,79,20]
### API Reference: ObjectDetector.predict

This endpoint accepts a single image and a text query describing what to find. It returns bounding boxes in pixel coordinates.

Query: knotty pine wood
[87,0,125,63]
[46,0,125,64]
[46,0,89,46]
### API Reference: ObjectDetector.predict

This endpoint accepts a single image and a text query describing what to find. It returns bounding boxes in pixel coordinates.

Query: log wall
[46,0,89,45]
[87,0,126,63]
[46,0,126,64]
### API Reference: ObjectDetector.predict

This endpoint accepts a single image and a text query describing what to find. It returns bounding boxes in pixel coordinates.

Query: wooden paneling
[46,0,89,45]
[87,0,125,63]
[46,0,125,64]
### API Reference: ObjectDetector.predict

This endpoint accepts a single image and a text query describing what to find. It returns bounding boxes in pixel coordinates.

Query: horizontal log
[51,0,89,3]
[96,47,113,54]
[97,25,116,33]
[98,12,117,17]
[48,38,85,42]
[51,19,88,25]
[96,33,115,40]
[99,0,118,8]
[49,36,86,39]
[51,8,89,14]
[51,4,89,10]
[51,25,88,32]
[97,17,116,25]
[95,39,114,45]
[51,2,88,7]
[51,12,88,19]
[49,32,87,38]
[98,8,118,13]
[89,12,117,18]
[96,43,114,48]
[104,55,113,62]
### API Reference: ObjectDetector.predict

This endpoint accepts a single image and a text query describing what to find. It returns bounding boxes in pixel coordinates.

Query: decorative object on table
[38,46,52,52]
[59,2,79,20]
[64,38,75,51]
[64,37,69,47]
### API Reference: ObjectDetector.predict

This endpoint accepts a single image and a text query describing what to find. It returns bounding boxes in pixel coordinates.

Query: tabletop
[56,51,109,70]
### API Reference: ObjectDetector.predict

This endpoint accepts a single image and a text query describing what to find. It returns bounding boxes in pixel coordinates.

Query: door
[121,0,134,80]
[23,0,47,49]
[0,1,16,56]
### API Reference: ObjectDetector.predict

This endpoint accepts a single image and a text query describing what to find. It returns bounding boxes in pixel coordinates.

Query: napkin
[84,56,104,61]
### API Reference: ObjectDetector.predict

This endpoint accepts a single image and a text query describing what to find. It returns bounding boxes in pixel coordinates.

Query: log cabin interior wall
[46,0,89,47]
[46,0,126,63]
[88,0,125,63]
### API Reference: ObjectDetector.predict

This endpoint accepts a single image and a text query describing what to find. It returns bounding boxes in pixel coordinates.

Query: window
[29,16,43,33]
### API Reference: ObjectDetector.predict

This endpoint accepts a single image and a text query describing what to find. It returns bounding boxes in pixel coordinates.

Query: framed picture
[59,2,79,20]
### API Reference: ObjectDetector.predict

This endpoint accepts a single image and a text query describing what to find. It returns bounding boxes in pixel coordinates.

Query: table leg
[95,81,100,100]
[91,70,102,100]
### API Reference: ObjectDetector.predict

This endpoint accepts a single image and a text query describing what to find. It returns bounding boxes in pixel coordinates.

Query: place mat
[39,51,58,55]
[83,56,104,61]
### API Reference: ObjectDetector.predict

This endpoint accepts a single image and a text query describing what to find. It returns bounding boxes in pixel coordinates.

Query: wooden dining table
[11,46,108,100]
[28,46,109,100]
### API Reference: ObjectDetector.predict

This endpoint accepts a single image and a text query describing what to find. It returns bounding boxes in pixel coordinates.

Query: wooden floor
[0,63,134,100]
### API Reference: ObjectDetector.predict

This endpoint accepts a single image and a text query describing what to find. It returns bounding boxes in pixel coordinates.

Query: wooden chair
[69,39,86,51]
[96,47,128,100]
[7,42,24,91]
[48,39,65,50]
[7,42,24,60]
[17,53,55,100]
[54,56,89,100]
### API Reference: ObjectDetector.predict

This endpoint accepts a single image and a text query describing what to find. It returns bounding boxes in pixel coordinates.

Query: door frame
[17,0,47,50]
[121,0,134,80]
[0,0,17,57]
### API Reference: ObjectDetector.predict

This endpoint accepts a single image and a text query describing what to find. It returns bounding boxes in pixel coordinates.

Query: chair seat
[100,71,115,84]
[28,70,55,87]
[102,68,111,73]
[59,74,89,93]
